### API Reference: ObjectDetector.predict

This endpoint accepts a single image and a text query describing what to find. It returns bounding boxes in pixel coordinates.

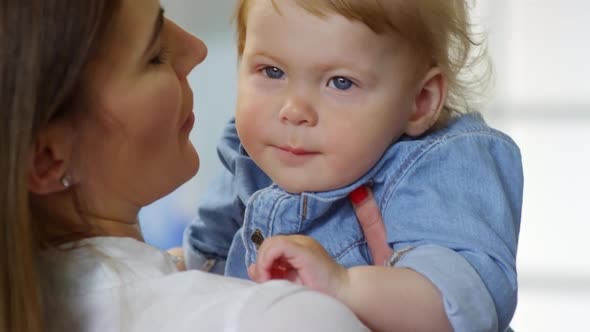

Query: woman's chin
[155,151,200,202]
[178,152,200,185]
[182,144,200,176]
[188,149,200,176]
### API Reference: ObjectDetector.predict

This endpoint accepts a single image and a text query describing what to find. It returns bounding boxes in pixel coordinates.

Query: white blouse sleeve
[40,239,368,332]
[236,281,369,332]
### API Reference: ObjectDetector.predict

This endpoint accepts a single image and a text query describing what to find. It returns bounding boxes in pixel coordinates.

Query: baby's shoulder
[391,112,519,162]
[377,112,521,189]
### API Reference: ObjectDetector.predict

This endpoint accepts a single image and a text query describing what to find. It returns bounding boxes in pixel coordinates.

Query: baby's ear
[28,120,75,195]
[405,68,446,137]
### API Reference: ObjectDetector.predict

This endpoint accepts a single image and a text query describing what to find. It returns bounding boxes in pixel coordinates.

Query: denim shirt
[184,112,523,332]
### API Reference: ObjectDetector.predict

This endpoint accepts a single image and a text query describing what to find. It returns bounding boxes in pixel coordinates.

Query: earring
[60,175,71,188]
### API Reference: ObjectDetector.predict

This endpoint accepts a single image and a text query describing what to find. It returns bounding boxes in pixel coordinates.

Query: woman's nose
[169,19,208,77]
[188,35,208,67]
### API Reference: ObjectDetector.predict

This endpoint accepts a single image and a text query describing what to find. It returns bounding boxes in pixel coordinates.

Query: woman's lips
[181,111,195,133]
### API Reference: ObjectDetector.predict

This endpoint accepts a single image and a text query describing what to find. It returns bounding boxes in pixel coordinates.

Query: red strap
[349,186,393,265]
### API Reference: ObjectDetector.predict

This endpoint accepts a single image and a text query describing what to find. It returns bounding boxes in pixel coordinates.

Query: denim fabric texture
[184,112,523,331]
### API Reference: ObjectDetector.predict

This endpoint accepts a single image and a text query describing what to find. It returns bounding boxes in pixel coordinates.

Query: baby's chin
[273,175,354,194]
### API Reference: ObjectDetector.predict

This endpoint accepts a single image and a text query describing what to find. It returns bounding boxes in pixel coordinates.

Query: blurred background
[140,1,589,330]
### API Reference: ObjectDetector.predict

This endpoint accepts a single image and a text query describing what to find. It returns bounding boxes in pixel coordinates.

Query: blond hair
[234,0,492,121]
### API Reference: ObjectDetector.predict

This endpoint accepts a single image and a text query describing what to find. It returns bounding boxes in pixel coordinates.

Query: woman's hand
[248,235,349,299]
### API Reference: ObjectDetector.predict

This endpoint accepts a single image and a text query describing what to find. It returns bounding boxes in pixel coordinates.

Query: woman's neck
[33,189,144,246]
[41,215,144,247]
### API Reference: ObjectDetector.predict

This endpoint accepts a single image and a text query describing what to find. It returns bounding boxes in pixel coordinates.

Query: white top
[40,237,368,332]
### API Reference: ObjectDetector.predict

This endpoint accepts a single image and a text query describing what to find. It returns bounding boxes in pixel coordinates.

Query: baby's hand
[248,235,348,299]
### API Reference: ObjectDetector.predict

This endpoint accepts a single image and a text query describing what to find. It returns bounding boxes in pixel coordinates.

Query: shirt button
[251,229,264,249]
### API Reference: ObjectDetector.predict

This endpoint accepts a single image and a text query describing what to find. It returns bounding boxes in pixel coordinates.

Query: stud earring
[60,175,71,188]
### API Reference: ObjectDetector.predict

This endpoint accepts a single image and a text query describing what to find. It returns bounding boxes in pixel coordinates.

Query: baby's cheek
[236,121,259,156]
[236,103,261,143]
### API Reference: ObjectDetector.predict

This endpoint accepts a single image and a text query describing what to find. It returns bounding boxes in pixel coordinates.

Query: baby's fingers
[247,264,260,281]
[257,236,293,267]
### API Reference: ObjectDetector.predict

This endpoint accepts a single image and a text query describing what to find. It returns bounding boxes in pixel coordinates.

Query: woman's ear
[28,120,75,195]
[405,67,447,137]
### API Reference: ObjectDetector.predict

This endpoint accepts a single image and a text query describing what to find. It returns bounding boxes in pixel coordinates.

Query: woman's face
[72,0,207,213]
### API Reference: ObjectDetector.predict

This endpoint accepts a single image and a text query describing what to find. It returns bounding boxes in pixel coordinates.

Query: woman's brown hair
[0,1,120,330]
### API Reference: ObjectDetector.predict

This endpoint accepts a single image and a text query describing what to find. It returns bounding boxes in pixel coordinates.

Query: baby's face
[236,0,420,193]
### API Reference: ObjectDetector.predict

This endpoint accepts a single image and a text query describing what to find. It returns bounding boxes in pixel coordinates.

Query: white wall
[141,1,590,329]
[484,1,590,330]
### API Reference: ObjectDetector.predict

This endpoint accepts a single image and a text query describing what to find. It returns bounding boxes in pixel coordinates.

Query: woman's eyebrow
[143,7,165,56]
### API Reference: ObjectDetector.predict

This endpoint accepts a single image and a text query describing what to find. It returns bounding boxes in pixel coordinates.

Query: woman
[0,0,368,331]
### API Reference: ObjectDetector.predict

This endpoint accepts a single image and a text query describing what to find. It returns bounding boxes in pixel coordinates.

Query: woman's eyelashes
[149,46,170,66]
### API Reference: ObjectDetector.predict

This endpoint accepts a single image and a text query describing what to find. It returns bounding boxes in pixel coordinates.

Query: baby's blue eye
[263,66,284,79]
[329,77,353,90]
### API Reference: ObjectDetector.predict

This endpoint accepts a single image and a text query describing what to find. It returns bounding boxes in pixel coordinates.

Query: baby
[184,0,523,331]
